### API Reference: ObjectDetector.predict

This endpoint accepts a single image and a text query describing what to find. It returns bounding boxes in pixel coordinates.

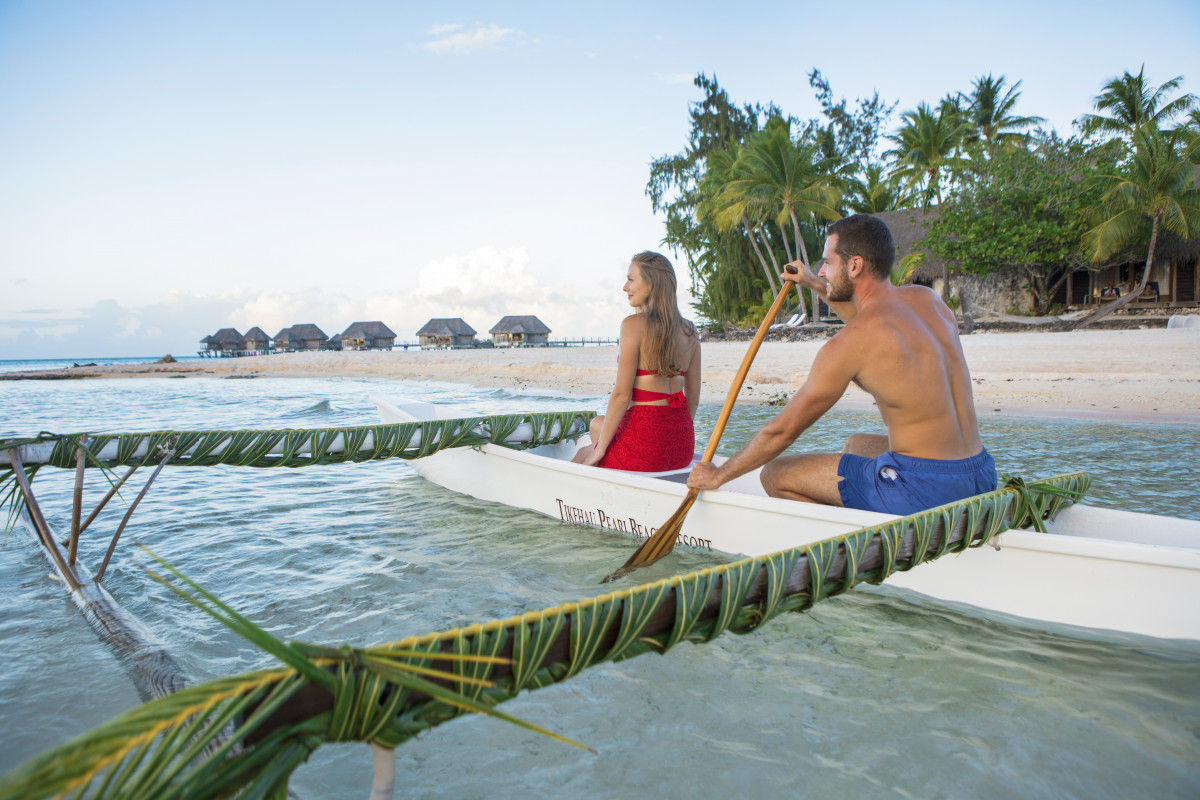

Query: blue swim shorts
[837,449,997,516]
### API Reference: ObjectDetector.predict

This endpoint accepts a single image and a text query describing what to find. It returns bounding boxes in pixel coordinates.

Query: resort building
[341,321,397,350]
[417,318,476,348]
[242,327,271,354]
[272,327,298,352]
[288,324,328,350]
[210,327,244,355]
[199,334,216,355]
[874,208,1200,313]
[325,333,342,351]
[490,315,551,347]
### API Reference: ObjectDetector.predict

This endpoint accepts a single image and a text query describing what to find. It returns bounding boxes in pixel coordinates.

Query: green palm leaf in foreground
[0,473,1088,800]
[0,412,594,531]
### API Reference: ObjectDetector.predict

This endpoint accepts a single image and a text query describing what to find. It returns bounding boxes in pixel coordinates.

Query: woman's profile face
[624,262,650,308]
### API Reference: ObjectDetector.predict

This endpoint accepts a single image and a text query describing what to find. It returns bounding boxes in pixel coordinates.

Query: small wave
[285,399,335,417]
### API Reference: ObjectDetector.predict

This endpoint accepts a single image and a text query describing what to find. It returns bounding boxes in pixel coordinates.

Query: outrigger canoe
[374,394,1200,643]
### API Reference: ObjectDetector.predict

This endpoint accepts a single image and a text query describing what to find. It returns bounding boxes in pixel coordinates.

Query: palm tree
[696,144,781,300]
[1069,124,1200,329]
[1076,66,1198,147]
[963,74,1044,155]
[885,103,971,299]
[845,163,911,213]
[737,119,843,317]
[885,102,972,207]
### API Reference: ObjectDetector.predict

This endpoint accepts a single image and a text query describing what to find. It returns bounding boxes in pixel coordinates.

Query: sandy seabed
[9,328,1200,423]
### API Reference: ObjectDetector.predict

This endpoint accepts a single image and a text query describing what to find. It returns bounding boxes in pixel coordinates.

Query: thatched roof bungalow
[872,202,1200,311]
[489,315,551,347]
[211,328,244,354]
[341,321,397,350]
[199,334,217,354]
[417,318,476,349]
[325,333,342,351]
[288,324,328,350]
[242,326,270,353]
[272,327,297,352]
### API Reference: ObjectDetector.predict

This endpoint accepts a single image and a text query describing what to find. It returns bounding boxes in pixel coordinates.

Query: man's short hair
[827,214,895,280]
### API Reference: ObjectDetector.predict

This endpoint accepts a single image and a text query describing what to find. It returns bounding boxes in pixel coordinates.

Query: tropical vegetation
[648,66,1200,327]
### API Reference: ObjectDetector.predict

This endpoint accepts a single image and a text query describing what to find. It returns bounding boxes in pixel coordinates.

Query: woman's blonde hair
[630,251,693,377]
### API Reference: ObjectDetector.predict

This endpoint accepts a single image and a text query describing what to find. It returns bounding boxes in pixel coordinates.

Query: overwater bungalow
[288,323,328,350]
[325,333,342,351]
[490,315,551,347]
[198,334,217,356]
[242,326,270,355]
[341,321,397,350]
[210,327,244,355]
[272,327,297,352]
[417,318,476,348]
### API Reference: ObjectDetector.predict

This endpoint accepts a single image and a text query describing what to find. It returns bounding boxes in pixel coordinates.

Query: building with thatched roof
[242,326,270,353]
[199,334,217,355]
[210,328,244,354]
[873,189,1200,312]
[417,318,476,348]
[489,315,551,347]
[341,321,397,350]
[272,327,297,352]
[288,324,328,350]
[325,333,342,351]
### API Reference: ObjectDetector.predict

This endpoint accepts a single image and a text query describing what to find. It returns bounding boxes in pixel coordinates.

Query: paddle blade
[600,490,698,583]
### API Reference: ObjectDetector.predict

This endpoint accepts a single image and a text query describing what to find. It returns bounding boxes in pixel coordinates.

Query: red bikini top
[632,369,687,406]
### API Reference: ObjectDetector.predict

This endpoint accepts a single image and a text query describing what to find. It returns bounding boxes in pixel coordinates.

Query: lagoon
[1,375,1198,798]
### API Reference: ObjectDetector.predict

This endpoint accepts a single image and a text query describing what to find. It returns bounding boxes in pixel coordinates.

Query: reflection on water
[1,376,1197,798]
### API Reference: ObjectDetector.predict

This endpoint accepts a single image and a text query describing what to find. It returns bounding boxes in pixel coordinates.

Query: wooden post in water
[68,434,88,566]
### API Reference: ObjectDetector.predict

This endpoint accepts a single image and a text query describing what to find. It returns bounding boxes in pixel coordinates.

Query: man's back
[840,284,983,460]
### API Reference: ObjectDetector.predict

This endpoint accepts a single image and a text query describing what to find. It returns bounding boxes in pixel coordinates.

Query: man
[687,214,995,515]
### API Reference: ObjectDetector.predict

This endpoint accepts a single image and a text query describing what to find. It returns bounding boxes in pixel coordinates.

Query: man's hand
[687,461,724,491]
[782,260,826,293]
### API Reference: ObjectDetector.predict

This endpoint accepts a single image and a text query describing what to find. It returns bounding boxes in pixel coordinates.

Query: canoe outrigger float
[374,394,1200,642]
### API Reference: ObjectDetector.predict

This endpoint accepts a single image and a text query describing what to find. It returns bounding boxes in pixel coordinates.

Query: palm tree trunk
[742,216,780,298]
[1068,213,1159,330]
[757,225,791,321]
[789,210,817,322]
[778,223,795,263]
[934,178,951,303]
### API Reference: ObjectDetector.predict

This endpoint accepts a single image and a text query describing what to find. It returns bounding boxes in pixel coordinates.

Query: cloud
[656,73,696,85]
[424,22,518,54]
[0,246,650,359]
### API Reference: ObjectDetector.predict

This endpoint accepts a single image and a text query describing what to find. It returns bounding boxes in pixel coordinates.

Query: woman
[575,251,701,471]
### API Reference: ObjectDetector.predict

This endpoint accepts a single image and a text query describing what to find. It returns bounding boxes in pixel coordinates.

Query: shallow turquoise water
[1,375,1198,798]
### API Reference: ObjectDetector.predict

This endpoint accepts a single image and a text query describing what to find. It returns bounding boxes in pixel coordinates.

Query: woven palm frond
[0,473,1089,800]
[0,412,594,530]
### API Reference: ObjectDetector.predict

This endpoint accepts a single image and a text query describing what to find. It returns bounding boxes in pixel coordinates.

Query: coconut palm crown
[1076,66,1198,146]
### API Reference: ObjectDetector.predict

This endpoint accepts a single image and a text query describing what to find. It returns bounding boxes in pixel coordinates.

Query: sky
[2,0,1198,358]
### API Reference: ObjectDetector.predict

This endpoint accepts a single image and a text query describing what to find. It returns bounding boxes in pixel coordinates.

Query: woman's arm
[584,315,643,466]
[684,325,702,419]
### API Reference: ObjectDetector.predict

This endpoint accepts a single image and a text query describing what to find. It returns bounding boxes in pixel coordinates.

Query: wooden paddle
[601,273,797,583]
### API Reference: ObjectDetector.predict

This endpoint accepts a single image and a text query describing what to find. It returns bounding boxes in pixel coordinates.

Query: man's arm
[688,338,856,489]
[783,260,857,323]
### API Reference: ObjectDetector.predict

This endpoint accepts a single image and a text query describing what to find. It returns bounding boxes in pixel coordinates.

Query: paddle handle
[700,280,795,464]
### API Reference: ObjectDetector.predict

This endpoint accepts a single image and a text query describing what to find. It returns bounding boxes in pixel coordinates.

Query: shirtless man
[687,214,996,515]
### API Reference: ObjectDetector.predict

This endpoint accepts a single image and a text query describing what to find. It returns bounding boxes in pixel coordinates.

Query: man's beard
[825,269,854,303]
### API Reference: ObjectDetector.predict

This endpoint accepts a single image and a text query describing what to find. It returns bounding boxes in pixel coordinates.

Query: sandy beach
[7,328,1199,423]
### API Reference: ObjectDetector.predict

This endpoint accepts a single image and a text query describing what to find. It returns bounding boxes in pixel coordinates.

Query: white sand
[14,328,1200,422]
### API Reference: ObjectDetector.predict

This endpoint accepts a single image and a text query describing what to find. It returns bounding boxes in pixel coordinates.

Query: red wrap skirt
[597,403,695,472]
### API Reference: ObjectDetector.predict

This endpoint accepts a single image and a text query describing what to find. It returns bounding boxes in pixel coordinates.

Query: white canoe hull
[374,396,1200,642]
